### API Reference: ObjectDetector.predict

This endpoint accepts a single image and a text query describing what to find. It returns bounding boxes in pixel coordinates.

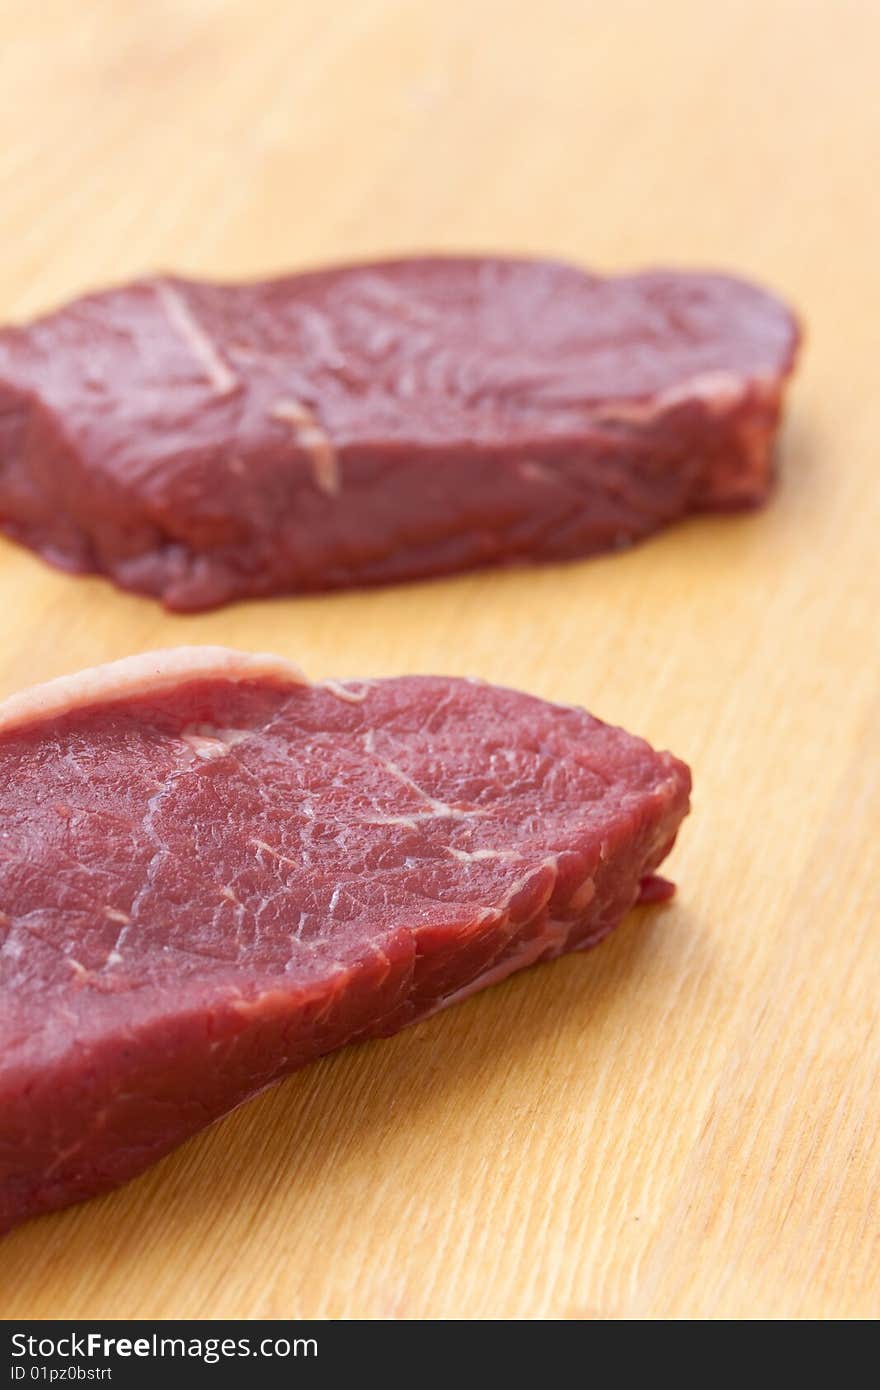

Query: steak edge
[0,256,799,610]
[0,647,690,1232]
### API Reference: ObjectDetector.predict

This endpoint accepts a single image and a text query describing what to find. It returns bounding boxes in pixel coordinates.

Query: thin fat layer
[0,647,306,739]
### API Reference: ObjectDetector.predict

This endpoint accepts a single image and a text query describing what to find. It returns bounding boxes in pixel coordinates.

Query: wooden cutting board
[0,0,877,1321]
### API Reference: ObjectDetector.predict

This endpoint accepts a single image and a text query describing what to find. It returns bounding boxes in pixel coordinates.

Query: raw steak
[0,257,799,610]
[0,647,690,1233]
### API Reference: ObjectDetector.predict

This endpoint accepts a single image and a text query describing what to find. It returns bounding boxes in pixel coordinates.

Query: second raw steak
[0,648,690,1231]
[0,257,799,609]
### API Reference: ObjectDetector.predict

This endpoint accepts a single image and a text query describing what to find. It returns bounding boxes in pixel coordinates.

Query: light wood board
[0,0,877,1320]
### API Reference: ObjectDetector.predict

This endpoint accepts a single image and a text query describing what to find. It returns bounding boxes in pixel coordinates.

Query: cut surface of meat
[0,256,799,610]
[0,647,690,1233]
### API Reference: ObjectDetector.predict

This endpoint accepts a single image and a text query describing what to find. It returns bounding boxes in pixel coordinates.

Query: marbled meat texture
[0,257,799,609]
[0,647,690,1232]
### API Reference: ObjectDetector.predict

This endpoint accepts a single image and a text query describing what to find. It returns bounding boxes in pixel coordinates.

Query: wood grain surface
[0,0,877,1320]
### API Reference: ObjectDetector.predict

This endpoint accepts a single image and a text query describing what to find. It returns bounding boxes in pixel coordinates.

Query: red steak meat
[0,257,799,610]
[0,648,690,1233]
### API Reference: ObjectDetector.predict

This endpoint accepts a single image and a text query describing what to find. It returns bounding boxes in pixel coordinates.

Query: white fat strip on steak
[357,727,488,825]
[271,398,341,497]
[0,648,307,738]
[154,282,238,397]
[180,725,255,760]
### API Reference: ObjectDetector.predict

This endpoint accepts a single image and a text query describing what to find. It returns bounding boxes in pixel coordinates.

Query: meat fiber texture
[0,257,799,610]
[0,648,689,1233]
